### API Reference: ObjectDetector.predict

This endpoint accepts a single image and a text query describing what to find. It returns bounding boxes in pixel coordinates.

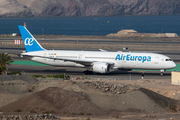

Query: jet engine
[92,62,111,73]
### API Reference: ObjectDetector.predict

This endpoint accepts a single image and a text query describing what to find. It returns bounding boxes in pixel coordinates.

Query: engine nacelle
[92,62,111,73]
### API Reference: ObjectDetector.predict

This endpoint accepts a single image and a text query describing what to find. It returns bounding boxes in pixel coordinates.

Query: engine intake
[92,62,111,73]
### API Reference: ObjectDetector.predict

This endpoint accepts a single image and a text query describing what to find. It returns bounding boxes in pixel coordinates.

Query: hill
[0,0,180,17]
[0,81,178,115]
[0,87,107,115]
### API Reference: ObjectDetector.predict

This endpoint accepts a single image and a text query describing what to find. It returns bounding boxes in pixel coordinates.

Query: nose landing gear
[160,69,165,75]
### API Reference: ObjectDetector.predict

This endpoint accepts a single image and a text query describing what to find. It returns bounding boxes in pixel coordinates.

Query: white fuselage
[22,50,176,70]
[18,25,176,74]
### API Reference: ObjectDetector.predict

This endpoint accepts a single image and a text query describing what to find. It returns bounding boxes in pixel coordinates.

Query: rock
[0,114,60,120]
[84,81,137,95]
[0,0,179,18]
[105,88,109,91]
[113,84,117,89]
[19,116,23,120]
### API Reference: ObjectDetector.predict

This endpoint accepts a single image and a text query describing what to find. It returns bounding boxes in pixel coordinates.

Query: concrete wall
[171,72,180,85]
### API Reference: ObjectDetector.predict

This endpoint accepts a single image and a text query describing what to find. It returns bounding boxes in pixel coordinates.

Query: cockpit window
[166,59,172,61]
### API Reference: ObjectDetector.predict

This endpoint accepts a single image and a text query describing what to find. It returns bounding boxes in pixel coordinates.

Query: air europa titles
[115,54,151,63]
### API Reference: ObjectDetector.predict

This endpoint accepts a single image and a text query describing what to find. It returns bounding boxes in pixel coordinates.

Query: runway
[6,53,178,80]
[1,36,180,80]
[4,52,175,80]
[1,37,180,45]
[8,64,172,80]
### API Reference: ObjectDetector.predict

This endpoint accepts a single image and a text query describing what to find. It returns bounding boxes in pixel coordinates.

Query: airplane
[18,25,176,75]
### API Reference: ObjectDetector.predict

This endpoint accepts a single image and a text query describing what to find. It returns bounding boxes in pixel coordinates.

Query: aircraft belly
[133,62,163,69]
[49,60,77,67]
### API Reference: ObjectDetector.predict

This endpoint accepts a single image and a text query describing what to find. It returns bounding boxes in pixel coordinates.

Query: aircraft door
[78,54,85,60]
[154,57,159,64]
[43,53,48,63]
[162,58,165,67]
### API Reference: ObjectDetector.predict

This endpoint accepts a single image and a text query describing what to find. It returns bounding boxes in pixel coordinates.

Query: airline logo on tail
[24,38,35,46]
[18,25,45,52]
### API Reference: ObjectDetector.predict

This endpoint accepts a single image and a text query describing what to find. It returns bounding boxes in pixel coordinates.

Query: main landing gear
[83,70,93,75]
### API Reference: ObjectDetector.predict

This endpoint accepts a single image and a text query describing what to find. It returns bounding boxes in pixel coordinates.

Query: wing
[46,56,94,66]
[21,54,94,66]
[21,54,114,67]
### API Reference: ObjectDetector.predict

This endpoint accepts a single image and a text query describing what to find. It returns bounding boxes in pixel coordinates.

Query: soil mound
[0,82,179,115]
[139,88,178,112]
[0,87,106,115]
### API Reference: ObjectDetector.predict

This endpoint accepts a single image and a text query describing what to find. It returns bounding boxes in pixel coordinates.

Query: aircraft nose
[171,62,176,68]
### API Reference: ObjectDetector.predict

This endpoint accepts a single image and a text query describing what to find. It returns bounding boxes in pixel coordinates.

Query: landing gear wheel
[160,69,164,76]
[83,70,93,75]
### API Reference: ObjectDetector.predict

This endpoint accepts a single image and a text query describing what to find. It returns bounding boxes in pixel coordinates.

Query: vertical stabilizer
[18,25,45,52]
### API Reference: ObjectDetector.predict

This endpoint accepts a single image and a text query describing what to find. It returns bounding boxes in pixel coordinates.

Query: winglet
[18,25,45,52]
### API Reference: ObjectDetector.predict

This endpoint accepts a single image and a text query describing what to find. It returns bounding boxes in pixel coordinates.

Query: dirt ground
[0,76,180,119]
